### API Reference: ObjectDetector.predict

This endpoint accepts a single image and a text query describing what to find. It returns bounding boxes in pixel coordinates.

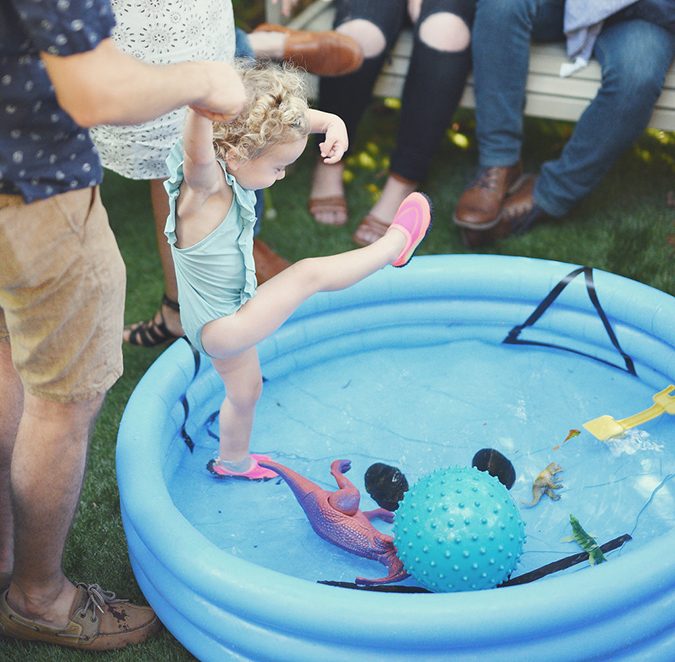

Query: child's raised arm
[181,108,224,194]
[309,109,348,164]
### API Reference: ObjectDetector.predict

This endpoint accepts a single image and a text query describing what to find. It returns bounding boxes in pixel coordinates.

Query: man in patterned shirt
[0,0,246,651]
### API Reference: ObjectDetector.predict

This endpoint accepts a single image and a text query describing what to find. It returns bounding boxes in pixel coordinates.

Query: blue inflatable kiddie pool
[117,254,675,661]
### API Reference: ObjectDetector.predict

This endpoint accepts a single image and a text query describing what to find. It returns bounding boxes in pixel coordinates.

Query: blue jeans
[235,27,255,61]
[472,0,675,217]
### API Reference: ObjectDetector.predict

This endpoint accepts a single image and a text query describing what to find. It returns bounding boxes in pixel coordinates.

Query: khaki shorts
[0,188,126,403]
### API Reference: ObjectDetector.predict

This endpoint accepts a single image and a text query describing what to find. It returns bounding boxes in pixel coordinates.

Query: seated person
[453,0,675,247]
[307,0,474,248]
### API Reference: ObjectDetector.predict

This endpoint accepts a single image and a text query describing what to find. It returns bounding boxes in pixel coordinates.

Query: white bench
[266,0,675,132]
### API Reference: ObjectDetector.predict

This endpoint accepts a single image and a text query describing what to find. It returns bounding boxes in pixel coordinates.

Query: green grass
[5,103,675,661]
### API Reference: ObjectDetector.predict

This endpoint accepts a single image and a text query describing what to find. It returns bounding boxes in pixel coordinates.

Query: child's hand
[190,62,246,123]
[189,105,239,123]
[319,117,348,164]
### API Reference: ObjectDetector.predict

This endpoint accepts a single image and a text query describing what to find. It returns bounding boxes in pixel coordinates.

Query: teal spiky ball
[393,466,525,592]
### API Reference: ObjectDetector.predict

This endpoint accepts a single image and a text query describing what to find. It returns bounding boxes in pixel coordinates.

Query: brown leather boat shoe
[0,583,161,650]
[253,23,364,77]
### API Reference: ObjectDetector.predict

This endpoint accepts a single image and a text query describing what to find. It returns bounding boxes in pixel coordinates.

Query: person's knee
[337,19,386,58]
[22,391,105,429]
[418,12,471,52]
[602,50,666,109]
[228,374,263,411]
[475,0,532,31]
[293,255,349,296]
[291,256,324,286]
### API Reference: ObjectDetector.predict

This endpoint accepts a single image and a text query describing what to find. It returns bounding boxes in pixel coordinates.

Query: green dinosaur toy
[563,515,607,566]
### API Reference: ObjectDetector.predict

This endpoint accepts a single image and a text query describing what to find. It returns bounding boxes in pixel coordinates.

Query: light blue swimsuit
[164,138,258,355]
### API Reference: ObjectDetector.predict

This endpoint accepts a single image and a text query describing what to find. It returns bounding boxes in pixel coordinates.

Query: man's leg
[472,0,564,167]
[454,0,564,229]
[7,391,103,626]
[0,341,22,589]
[534,18,675,217]
[0,188,159,649]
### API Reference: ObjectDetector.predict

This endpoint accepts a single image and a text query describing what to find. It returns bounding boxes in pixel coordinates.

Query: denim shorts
[0,187,126,402]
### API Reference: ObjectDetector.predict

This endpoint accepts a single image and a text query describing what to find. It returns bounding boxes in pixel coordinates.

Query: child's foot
[206,454,278,480]
[386,192,433,267]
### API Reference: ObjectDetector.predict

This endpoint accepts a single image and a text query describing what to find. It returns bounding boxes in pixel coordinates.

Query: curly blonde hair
[212,60,311,162]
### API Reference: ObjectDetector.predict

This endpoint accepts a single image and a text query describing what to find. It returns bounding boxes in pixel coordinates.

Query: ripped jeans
[318,0,476,182]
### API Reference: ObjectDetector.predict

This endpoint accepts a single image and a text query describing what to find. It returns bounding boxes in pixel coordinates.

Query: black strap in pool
[499,533,632,587]
[206,410,220,440]
[503,266,637,376]
[179,394,194,452]
[178,338,202,452]
[318,533,632,593]
[317,581,432,593]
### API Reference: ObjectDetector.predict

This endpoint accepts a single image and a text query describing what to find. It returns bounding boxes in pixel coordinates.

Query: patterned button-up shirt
[0,0,115,202]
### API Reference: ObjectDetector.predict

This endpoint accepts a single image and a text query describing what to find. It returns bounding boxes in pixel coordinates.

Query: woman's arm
[40,38,246,128]
[308,109,348,164]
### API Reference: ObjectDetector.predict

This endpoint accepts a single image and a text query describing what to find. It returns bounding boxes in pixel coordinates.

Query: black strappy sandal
[124,294,182,347]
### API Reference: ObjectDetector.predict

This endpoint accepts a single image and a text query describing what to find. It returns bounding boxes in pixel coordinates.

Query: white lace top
[89,0,235,180]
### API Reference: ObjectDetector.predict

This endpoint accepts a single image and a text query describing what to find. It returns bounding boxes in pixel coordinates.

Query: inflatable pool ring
[117,255,675,662]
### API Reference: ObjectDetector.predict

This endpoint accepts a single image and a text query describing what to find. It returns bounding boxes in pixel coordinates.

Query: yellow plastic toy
[583,385,675,440]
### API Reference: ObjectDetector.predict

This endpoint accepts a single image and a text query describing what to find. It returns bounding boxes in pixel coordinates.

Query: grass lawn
[3,103,674,661]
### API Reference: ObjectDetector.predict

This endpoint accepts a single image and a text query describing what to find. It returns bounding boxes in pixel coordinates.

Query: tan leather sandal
[308,194,349,226]
[353,213,391,247]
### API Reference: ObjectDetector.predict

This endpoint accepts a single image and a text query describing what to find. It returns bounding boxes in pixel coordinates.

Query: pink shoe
[387,192,433,267]
[206,454,278,480]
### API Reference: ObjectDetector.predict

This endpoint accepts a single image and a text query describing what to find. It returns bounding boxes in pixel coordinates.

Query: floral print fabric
[90,0,235,180]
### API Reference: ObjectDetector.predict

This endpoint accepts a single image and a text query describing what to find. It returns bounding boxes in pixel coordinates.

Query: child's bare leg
[202,231,405,358]
[210,347,263,468]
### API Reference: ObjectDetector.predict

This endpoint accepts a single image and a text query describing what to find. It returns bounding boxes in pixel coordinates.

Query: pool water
[167,334,675,587]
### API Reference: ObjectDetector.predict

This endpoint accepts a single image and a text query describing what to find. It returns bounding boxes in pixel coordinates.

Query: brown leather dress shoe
[253,238,291,284]
[0,583,161,651]
[461,175,548,248]
[453,162,524,229]
[253,23,364,77]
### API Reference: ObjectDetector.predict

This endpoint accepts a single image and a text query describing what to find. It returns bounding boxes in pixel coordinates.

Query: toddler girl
[164,61,432,479]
